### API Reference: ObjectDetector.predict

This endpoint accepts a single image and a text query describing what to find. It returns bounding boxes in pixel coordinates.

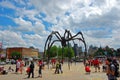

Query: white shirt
[16,61,20,68]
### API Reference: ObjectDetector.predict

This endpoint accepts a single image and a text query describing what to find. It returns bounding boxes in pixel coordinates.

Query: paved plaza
[1,62,120,80]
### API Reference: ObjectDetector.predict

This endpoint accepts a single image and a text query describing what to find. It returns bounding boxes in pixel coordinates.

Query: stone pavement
[1,62,120,80]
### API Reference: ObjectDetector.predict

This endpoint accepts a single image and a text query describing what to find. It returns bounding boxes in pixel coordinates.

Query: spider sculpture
[44,29,87,64]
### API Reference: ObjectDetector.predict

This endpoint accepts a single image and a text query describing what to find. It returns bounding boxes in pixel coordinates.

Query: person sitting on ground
[8,66,14,72]
[0,66,4,74]
[0,66,8,75]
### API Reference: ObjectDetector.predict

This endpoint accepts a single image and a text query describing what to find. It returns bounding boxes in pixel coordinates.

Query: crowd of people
[84,57,120,80]
[0,58,64,78]
[16,59,45,78]
[0,57,120,80]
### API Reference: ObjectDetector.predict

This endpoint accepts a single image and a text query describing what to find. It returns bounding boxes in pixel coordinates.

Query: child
[85,64,91,74]
[26,67,30,75]
[0,66,8,75]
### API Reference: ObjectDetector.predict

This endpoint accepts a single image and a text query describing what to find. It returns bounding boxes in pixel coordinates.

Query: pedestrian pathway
[1,62,120,80]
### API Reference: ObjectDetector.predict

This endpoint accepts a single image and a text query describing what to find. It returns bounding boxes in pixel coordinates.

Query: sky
[0,0,120,51]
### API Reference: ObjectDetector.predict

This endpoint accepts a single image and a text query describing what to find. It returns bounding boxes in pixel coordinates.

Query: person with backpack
[54,61,59,74]
[112,59,119,78]
[106,58,117,80]
[28,61,35,78]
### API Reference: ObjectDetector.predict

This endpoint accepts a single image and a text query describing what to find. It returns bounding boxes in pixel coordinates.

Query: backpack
[110,61,120,77]
[56,63,59,68]
[114,62,119,77]
[30,63,34,69]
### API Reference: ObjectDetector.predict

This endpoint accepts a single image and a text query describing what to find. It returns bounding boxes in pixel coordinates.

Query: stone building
[0,48,6,59]
[6,47,39,59]
[88,45,98,55]
[73,44,83,57]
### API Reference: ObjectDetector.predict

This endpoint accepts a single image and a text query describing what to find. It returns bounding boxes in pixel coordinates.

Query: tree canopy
[94,46,117,57]
[11,51,21,60]
[45,45,75,59]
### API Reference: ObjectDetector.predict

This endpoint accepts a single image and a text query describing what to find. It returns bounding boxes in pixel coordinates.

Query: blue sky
[0,0,120,51]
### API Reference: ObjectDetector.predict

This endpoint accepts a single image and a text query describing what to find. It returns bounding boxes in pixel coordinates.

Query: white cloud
[30,0,120,50]
[111,29,120,48]
[23,34,46,51]
[13,17,33,32]
[0,30,46,51]
[32,21,50,37]
[0,30,26,48]
[0,0,120,51]
[0,0,16,9]
[14,17,32,26]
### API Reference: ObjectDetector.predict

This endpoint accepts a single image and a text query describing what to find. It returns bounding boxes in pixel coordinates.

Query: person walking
[38,60,43,78]
[54,61,59,74]
[15,60,20,74]
[106,58,117,80]
[28,61,35,78]
[59,61,63,74]
[94,58,100,72]
[19,60,24,74]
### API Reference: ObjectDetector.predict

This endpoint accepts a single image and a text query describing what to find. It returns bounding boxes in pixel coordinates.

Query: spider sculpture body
[44,29,87,63]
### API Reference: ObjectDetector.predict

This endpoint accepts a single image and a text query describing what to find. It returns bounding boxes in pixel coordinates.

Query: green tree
[64,47,74,58]
[68,47,74,59]
[57,46,62,58]
[46,45,74,59]
[51,45,58,57]
[11,52,21,60]
[94,46,115,57]
[105,46,113,56]
[46,45,58,58]
[94,47,104,57]
[116,48,120,56]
